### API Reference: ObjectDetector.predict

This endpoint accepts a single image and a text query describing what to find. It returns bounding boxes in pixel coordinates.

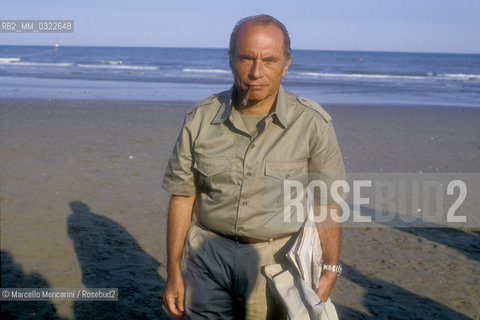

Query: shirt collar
[211,85,288,129]
[211,86,234,125]
[273,85,288,129]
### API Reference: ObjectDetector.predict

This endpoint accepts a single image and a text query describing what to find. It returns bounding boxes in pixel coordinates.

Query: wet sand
[1,98,479,319]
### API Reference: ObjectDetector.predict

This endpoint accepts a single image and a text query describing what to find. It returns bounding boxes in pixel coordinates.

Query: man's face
[231,22,291,103]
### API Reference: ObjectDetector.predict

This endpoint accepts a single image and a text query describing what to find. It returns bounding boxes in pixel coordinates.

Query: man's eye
[237,57,253,64]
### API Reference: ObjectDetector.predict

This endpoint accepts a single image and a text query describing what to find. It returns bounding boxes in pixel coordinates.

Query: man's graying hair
[229,14,292,64]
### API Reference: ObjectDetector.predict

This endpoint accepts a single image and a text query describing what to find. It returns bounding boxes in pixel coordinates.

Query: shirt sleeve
[162,114,197,196]
[308,119,347,204]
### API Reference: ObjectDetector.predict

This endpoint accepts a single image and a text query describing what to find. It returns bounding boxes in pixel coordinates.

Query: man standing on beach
[162,14,345,319]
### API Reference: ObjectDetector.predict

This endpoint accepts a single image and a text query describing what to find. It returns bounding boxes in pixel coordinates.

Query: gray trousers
[183,224,294,320]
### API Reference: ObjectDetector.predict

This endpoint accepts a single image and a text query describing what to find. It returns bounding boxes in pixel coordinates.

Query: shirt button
[239,226,245,231]
[242,200,248,206]
[250,143,255,149]
[246,172,252,177]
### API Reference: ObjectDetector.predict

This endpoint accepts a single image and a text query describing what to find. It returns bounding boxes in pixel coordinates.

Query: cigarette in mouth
[241,86,252,107]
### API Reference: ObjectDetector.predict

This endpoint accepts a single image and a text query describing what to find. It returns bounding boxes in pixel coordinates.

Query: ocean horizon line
[1,44,479,56]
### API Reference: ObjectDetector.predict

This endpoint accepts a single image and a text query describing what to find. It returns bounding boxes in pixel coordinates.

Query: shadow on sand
[1,250,66,320]
[362,206,480,262]
[67,201,168,319]
[335,206,477,319]
[336,263,473,320]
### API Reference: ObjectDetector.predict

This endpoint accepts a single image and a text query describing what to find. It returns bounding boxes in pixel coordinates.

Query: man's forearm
[314,203,341,300]
[314,203,341,263]
[164,194,196,316]
[315,203,341,265]
[167,194,196,276]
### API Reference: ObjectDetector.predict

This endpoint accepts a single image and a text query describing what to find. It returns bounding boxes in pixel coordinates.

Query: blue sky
[1,0,479,53]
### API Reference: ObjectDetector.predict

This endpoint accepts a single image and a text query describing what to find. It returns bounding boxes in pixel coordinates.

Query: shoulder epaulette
[296,96,332,122]
[197,94,218,107]
[185,94,218,121]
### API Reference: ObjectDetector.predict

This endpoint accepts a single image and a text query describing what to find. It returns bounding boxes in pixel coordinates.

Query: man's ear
[229,53,234,72]
[282,57,291,78]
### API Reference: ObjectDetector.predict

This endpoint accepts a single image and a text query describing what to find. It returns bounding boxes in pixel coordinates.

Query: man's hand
[316,271,338,302]
[163,272,185,316]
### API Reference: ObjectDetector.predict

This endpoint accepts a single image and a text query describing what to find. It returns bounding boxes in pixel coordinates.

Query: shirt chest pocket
[194,154,234,201]
[264,160,308,210]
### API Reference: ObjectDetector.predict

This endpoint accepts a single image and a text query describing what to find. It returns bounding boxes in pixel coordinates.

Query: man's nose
[249,60,264,79]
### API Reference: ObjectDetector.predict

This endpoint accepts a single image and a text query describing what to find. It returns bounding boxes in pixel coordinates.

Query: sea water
[0,46,479,107]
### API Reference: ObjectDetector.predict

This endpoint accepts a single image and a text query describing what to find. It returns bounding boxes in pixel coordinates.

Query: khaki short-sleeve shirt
[163,85,346,240]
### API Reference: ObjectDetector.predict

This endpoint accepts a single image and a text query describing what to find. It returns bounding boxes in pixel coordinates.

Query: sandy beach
[1,98,479,319]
